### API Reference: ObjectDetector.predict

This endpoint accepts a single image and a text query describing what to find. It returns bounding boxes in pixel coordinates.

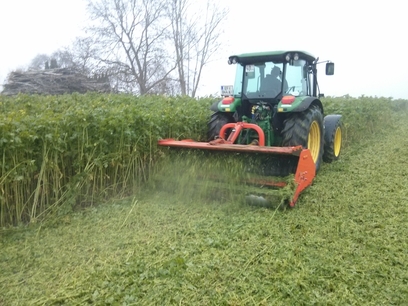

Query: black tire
[207,112,234,141]
[323,116,343,163]
[281,105,324,172]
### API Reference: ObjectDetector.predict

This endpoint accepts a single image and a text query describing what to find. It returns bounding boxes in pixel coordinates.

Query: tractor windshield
[233,59,309,99]
[233,62,284,99]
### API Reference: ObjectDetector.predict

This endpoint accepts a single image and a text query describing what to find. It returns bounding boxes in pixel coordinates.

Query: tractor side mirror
[326,62,335,75]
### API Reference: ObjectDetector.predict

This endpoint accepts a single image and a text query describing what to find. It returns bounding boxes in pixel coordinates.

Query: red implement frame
[157,122,316,207]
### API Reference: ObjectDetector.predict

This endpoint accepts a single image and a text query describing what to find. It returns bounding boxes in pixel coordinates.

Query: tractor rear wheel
[207,112,234,141]
[281,105,324,172]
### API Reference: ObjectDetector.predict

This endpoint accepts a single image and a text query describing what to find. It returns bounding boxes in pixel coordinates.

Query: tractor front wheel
[281,105,324,172]
[207,112,234,141]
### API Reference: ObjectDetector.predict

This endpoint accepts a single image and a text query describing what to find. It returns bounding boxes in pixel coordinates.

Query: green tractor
[159,50,342,207]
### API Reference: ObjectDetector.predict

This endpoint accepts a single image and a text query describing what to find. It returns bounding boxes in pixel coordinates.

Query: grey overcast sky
[0,0,406,99]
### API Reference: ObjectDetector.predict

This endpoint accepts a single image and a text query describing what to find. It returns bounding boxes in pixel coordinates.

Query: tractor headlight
[294,53,299,61]
[285,54,291,61]
[228,57,238,65]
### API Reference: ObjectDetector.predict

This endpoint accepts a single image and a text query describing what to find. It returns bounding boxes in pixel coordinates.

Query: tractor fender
[292,97,323,113]
[323,114,342,141]
[210,100,222,112]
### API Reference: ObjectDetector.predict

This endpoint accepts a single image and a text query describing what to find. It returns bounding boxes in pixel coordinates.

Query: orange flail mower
[158,122,316,207]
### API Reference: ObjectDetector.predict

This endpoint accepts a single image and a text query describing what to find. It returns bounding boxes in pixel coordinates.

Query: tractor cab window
[284,59,308,96]
[233,64,244,96]
[240,62,284,99]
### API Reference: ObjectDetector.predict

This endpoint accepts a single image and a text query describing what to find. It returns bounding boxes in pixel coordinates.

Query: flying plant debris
[152,149,301,208]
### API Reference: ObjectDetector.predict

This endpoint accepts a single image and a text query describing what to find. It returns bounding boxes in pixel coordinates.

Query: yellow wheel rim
[334,126,342,157]
[308,121,321,163]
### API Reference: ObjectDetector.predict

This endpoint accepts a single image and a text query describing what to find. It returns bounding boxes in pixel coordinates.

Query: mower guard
[158,138,316,207]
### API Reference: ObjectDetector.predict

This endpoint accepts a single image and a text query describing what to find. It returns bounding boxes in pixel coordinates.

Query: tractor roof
[229,50,316,64]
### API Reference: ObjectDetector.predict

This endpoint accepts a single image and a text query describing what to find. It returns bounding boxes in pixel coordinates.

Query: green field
[0,95,407,305]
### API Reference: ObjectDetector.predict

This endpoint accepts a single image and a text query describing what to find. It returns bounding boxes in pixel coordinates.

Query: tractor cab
[229,51,334,102]
[215,51,334,126]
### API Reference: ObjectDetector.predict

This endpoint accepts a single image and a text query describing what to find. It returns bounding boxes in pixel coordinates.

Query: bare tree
[69,36,101,75]
[29,50,75,70]
[167,0,192,95]
[29,54,50,70]
[86,0,177,94]
[51,49,75,68]
[167,0,228,97]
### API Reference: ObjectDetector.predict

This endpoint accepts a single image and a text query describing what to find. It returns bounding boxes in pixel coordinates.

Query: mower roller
[158,50,343,208]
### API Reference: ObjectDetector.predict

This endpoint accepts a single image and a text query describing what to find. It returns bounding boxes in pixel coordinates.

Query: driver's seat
[261,74,281,96]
